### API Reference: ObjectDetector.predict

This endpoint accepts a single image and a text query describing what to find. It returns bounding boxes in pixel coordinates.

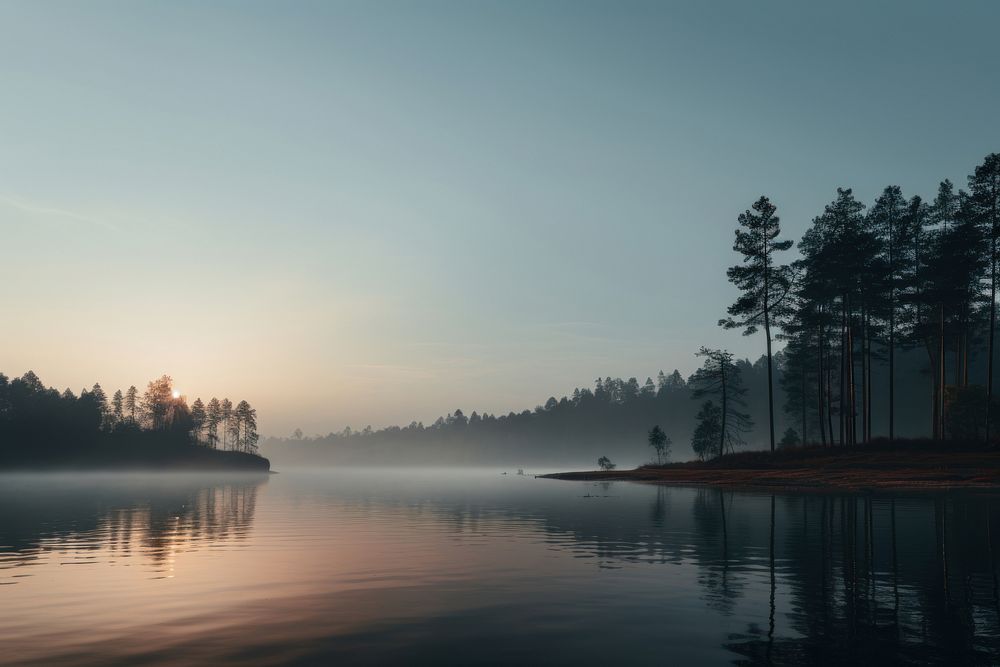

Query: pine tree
[656,370,668,391]
[221,398,233,449]
[647,425,670,464]
[141,375,173,430]
[658,370,686,396]
[641,377,656,397]
[777,330,818,446]
[190,398,206,445]
[691,401,723,460]
[689,347,752,456]
[89,383,109,430]
[903,195,937,436]
[124,385,139,425]
[234,400,258,453]
[922,186,988,438]
[796,188,873,445]
[206,397,222,448]
[969,154,1000,440]
[720,195,794,452]
[867,185,915,441]
[111,389,124,427]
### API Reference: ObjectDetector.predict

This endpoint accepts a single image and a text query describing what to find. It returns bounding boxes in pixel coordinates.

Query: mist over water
[2,469,999,665]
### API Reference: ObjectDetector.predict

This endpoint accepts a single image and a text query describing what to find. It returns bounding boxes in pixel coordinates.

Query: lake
[2,469,999,665]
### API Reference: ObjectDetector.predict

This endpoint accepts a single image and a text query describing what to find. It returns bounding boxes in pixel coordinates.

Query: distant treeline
[267,152,1000,466]
[0,371,264,469]
[263,346,941,466]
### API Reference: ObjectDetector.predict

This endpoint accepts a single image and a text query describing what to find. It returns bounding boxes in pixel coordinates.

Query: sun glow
[172,390,181,399]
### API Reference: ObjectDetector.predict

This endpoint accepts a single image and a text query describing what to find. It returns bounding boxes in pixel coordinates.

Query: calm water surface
[2,469,999,665]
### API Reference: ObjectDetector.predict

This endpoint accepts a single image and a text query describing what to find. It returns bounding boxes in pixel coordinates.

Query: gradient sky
[1,0,998,436]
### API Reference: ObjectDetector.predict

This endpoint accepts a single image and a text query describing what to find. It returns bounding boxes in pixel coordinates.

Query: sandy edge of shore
[540,449,1000,492]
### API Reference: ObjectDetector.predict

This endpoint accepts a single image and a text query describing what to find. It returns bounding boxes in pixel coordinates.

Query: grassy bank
[540,439,1000,491]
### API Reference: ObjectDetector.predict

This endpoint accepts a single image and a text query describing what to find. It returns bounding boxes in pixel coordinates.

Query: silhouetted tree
[142,375,173,430]
[641,377,656,397]
[221,398,233,449]
[689,348,752,456]
[190,398,206,444]
[448,408,469,426]
[721,196,793,452]
[648,425,670,464]
[969,154,1000,439]
[597,456,615,471]
[657,369,686,396]
[231,400,258,453]
[867,185,912,441]
[691,401,722,460]
[916,182,987,439]
[89,383,110,431]
[205,398,221,448]
[124,385,139,424]
[795,188,874,445]
[111,389,124,427]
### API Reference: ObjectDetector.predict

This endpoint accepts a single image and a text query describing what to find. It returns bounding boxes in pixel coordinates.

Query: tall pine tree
[720,196,793,452]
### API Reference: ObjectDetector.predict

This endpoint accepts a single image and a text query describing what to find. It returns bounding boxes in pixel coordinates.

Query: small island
[0,371,270,472]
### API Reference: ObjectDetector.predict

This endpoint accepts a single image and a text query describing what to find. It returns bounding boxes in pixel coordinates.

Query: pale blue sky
[1,0,997,435]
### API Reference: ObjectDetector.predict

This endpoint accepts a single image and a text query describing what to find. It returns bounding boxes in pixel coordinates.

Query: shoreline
[540,442,1000,492]
[0,447,271,473]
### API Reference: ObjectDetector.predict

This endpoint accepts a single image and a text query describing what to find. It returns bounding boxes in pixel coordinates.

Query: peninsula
[0,371,270,472]
[541,440,1000,491]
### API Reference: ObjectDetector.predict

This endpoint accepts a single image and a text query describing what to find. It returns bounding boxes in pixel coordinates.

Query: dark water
[2,469,999,666]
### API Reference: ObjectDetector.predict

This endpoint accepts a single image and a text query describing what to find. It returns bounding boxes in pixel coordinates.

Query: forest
[0,371,266,469]
[265,152,1000,467]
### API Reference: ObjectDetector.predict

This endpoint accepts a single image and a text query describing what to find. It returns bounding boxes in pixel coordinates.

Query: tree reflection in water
[705,492,1000,665]
[0,473,265,577]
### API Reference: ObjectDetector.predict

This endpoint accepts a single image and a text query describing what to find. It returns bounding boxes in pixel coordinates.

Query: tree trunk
[765,316,776,453]
[939,303,946,440]
[888,242,895,443]
[889,292,895,442]
[932,362,940,440]
[861,310,868,444]
[989,236,997,443]
[818,326,827,447]
[763,238,775,453]
[848,301,857,446]
[720,362,727,460]
[827,338,835,446]
[955,334,961,387]
[840,300,847,446]
[926,337,938,439]
[866,321,872,441]
[801,361,808,446]
[963,329,970,387]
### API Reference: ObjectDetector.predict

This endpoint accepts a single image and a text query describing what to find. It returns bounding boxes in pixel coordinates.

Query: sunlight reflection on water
[1,469,999,665]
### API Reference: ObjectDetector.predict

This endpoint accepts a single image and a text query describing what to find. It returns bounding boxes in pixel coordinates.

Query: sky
[1,0,998,436]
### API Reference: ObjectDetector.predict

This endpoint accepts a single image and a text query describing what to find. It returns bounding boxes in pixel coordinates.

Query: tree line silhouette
[267,364,783,466]
[751,153,1000,453]
[268,152,1000,466]
[671,152,1000,459]
[0,370,263,468]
